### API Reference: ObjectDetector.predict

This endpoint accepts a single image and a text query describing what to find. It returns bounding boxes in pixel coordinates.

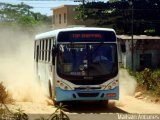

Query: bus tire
[48,81,52,99]
[104,100,109,108]
[105,100,109,108]
[53,100,60,106]
[100,100,108,108]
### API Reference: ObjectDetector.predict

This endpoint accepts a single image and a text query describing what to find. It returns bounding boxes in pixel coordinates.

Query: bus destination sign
[57,31,116,42]
[71,33,103,39]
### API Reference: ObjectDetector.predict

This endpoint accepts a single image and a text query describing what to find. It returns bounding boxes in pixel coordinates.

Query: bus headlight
[101,79,119,90]
[57,81,72,90]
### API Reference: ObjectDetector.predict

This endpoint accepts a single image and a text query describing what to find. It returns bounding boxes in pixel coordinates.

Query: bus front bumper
[55,87,119,102]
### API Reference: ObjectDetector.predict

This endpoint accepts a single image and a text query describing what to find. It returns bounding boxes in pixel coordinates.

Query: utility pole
[82,0,85,5]
[129,0,134,71]
[131,3,134,71]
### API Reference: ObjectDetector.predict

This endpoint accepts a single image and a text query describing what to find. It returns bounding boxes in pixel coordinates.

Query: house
[118,35,160,71]
[52,5,99,29]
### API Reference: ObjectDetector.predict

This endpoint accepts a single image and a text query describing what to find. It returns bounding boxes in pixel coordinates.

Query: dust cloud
[0,27,48,104]
[0,27,138,106]
[119,69,137,97]
[114,69,137,107]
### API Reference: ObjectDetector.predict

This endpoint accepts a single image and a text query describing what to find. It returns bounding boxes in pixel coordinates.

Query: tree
[0,2,52,32]
[75,0,160,35]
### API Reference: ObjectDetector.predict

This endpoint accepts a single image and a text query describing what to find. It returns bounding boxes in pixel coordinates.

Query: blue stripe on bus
[55,87,119,102]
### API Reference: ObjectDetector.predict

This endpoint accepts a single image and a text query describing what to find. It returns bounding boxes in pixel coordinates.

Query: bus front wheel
[99,100,108,108]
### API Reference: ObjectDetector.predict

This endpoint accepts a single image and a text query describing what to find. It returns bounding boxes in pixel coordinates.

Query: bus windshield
[57,43,118,78]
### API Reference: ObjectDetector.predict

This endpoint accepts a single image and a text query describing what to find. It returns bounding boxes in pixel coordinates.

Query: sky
[0,0,82,16]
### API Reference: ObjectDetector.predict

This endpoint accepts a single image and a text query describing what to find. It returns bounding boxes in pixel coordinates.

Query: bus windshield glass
[57,43,118,78]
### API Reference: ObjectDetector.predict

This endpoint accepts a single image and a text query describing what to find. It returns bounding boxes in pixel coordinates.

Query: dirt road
[116,69,160,114]
[5,69,160,120]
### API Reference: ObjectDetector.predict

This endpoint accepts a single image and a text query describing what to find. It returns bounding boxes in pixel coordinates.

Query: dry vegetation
[0,82,69,120]
[128,68,160,103]
[0,82,29,120]
[0,82,14,104]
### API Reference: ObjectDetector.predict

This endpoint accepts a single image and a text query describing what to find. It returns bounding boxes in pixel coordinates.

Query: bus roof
[35,27,115,40]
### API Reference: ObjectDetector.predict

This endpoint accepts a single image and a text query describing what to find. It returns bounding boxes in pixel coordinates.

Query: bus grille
[77,93,99,97]
[75,87,101,90]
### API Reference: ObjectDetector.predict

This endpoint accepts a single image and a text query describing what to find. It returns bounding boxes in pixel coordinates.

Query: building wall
[53,6,68,29]
[52,5,101,29]
[118,37,160,71]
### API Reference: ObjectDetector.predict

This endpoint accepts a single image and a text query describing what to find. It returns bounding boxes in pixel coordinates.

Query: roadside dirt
[4,69,160,115]
[7,101,55,114]
[115,69,160,114]
[116,95,160,114]
[135,86,160,104]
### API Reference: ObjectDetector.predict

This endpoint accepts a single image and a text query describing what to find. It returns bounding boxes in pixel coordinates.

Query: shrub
[0,82,14,104]
[0,82,29,120]
[134,68,160,96]
[151,70,160,96]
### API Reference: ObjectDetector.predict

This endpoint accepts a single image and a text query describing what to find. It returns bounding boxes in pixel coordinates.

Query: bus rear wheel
[48,81,52,99]
[53,100,60,106]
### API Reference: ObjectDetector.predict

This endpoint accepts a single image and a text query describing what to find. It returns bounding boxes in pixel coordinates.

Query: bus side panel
[38,62,49,96]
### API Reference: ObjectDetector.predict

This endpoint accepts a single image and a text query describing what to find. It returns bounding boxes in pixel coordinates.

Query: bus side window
[34,41,36,60]
[36,45,39,62]
[45,39,48,61]
[48,39,51,62]
[52,37,56,65]
[39,40,42,60]
[52,45,56,65]
[42,40,45,61]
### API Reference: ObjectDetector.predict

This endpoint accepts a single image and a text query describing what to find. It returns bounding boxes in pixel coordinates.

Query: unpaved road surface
[6,69,160,120]
[116,95,160,114]
[116,69,160,114]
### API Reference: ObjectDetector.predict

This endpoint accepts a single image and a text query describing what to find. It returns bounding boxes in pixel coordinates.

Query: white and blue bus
[34,27,119,104]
